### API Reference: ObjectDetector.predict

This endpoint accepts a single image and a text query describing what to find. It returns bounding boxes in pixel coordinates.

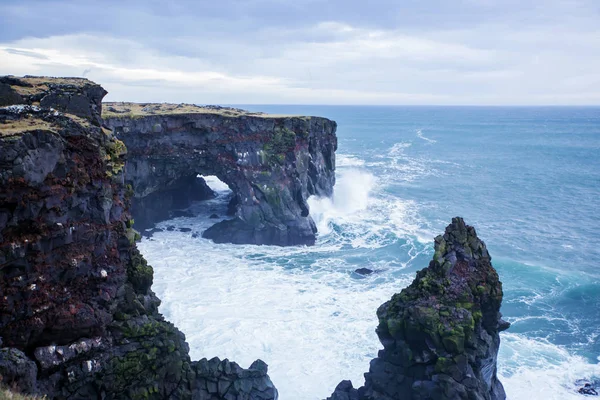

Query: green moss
[442,332,465,353]
[434,357,454,374]
[102,137,127,178]
[128,250,153,293]
[126,227,142,245]
[263,126,296,164]
[386,318,404,337]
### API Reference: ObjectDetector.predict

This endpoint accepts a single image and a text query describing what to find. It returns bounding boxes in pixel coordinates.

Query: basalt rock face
[103,102,337,246]
[0,76,277,399]
[328,218,509,400]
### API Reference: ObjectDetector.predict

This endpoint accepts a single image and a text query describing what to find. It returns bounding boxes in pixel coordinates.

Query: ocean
[137,106,600,399]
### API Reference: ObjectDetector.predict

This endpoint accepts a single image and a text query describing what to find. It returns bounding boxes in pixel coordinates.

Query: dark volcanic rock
[355,268,374,275]
[0,77,277,399]
[103,102,337,246]
[328,217,509,400]
[579,383,599,396]
[0,75,106,126]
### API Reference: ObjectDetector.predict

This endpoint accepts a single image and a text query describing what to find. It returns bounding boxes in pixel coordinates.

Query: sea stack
[329,217,510,400]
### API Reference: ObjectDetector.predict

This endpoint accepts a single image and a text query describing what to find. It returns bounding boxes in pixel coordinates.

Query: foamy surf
[499,333,600,399]
[138,137,599,400]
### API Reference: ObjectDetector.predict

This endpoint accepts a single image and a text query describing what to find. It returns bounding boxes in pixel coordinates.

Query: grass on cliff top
[0,117,57,136]
[0,111,91,137]
[102,102,308,119]
[8,76,94,96]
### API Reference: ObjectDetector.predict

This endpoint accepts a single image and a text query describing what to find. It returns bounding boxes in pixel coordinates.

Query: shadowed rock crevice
[328,217,509,400]
[103,102,337,246]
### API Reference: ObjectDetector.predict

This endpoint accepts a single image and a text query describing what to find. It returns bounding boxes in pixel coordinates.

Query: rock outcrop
[103,102,337,246]
[328,217,509,400]
[0,76,277,399]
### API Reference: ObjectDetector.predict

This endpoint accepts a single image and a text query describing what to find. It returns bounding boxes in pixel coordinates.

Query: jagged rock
[103,102,337,246]
[0,76,278,399]
[328,217,509,400]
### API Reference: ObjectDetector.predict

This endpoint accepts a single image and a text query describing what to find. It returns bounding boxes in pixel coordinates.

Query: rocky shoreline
[1,76,509,400]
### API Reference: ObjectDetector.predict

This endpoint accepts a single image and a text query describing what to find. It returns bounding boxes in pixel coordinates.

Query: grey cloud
[4,48,48,59]
[0,0,599,104]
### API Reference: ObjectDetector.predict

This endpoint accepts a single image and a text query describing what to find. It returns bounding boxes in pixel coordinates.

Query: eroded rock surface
[0,76,277,399]
[103,102,337,246]
[328,217,509,400]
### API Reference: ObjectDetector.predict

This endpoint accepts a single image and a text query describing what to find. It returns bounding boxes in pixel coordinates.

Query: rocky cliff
[328,217,509,400]
[0,76,277,399]
[103,102,337,246]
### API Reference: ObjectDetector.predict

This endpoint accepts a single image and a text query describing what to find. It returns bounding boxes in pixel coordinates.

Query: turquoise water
[139,106,600,399]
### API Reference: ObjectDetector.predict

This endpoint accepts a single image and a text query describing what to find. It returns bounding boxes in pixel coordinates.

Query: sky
[1,0,600,105]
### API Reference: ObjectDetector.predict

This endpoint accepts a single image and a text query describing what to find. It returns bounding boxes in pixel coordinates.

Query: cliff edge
[0,76,278,399]
[328,217,509,400]
[103,102,337,246]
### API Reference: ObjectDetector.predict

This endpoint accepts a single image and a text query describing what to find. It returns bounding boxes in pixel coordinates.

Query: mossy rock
[128,249,153,294]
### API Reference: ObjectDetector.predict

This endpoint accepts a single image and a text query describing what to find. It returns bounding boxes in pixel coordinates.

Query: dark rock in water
[355,268,374,275]
[0,76,278,400]
[328,217,509,400]
[210,213,220,219]
[104,101,337,246]
[179,227,192,232]
[579,383,599,396]
[192,232,199,238]
[166,225,176,231]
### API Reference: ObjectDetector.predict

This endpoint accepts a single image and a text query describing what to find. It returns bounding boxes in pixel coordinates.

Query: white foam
[139,150,599,400]
[499,332,600,399]
[139,227,414,400]
[416,129,437,144]
[138,154,435,399]
[308,168,375,235]
[389,142,412,155]
[337,154,365,167]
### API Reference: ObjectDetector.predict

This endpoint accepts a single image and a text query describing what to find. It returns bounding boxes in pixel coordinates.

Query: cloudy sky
[1,0,599,105]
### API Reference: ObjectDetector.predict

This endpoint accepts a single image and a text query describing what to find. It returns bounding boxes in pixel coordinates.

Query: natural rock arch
[103,103,337,246]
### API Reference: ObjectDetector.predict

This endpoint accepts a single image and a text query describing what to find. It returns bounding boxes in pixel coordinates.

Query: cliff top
[0,76,96,98]
[0,75,107,127]
[102,102,307,119]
